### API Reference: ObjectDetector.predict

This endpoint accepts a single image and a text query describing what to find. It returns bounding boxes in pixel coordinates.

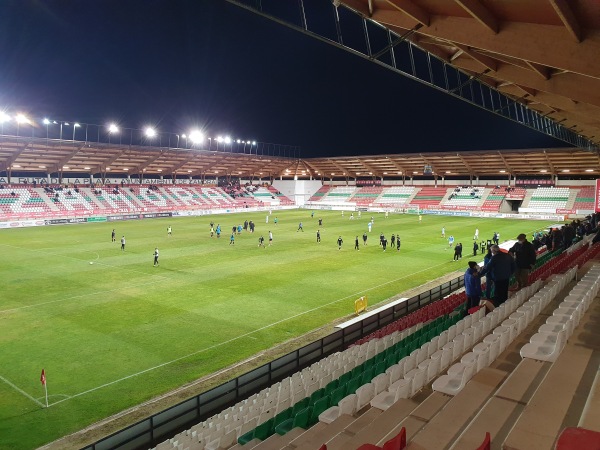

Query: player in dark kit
[382,237,388,251]
[337,236,343,250]
[258,235,265,247]
[316,230,321,243]
[391,234,395,247]
[153,248,159,266]
[362,232,367,246]
[111,229,116,242]
[318,218,323,226]
[355,236,360,251]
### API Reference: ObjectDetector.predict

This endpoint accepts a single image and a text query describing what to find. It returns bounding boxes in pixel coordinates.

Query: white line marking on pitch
[0,279,166,314]
[0,243,170,280]
[0,374,45,407]
[47,259,456,406]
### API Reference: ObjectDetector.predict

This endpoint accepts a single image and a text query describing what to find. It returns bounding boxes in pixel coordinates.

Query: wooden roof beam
[454,0,499,34]
[384,0,430,26]
[525,61,551,80]
[453,43,498,71]
[549,0,583,43]
[370,11,600,77]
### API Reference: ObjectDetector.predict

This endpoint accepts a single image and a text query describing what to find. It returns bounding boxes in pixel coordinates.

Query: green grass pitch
[0,210,552,449]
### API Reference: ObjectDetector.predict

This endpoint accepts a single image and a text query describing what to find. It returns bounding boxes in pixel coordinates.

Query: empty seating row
[527,186,570,210]
[432,269,574,396]
[520,265,600,361]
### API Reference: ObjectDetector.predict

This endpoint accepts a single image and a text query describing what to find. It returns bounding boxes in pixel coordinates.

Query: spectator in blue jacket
[480,245,516,306]
[464,261,482,310]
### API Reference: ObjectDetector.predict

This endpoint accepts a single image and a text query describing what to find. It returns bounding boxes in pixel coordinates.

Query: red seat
[356,428,407,450]
[476,432,491,450]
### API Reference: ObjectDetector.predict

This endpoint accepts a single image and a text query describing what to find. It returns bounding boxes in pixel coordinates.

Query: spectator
[509,233,536,290]
[480,245,516,307]
[464,261,482,310]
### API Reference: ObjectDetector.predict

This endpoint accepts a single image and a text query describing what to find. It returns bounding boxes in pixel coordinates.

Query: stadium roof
[339,0,600,147]
[0,136,598,179]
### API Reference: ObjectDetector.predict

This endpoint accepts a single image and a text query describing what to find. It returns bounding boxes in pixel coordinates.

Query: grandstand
[3,0,600,446]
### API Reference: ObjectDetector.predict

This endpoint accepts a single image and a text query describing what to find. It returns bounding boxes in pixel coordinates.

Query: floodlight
[585,169,594,172]
[0,111,10,123]
[252,141,256,145]
[216,136,223,143]
[74,122,80,127]
[188,129,204,144]
[236,139,241,144]
[224,136,232,144]
[181,134,187,139]
[64,122,70,126]
[145,127,157,138]
[108,123,119,133]
[43,118,50,125]
[15,113,30,124]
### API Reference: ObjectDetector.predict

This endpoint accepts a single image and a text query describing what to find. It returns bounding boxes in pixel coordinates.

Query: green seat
[324,380,339,396]
[309,397,330,426]
[374,361,386,376]
[274,407,293,427]
[309,388,324,406]
[274,406,311,435]
[292,397,309,415]
[338,371,352,385]
[360,366,374,385]
[254,418,275,440]
[330,385,346,406]
[345,376,361,395]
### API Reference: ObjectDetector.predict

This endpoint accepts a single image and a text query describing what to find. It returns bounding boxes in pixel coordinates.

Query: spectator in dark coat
[480,245,516,307]
[509,233,537,290]
[464,261,482,310]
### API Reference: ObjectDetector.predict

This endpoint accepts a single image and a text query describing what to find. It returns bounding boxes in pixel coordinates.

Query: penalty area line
[0,374,45,408]
[48,259,456,406]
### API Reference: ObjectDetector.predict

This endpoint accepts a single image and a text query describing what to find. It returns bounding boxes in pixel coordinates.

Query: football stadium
[2,1,600,450]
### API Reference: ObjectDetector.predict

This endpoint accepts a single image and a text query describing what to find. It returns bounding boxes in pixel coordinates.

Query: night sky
[0,0,566,157]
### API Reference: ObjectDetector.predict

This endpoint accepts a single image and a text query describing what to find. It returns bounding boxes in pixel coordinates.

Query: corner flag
[40,369,48,407]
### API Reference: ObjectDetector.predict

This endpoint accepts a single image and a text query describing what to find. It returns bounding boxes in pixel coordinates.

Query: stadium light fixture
[74,122,80,127]
[106,167,111,170]
[63,166,69,169]
[252,141,256,145]
[413,171,418,174]
[64,122,70,126]
[562,169,570,172]
[188,129,204,144]
[157,169,162,172]
[398,171,402,174]
[181,134,187,138]
[0,111,11,123]
[84,166,91,170]
[383,172,387,175]
[15,113,30,124]
[585,169,594,172]
[39,165,46,169]
[123,168,129,171]
[356,172,361,175]
[187,170,192,173]
[216,136,223,143]
[540,169,547,173]
[12,164,21,168]
[499,170,506,173]
[144,127,157,138]
[236,139,241,144]
[43,118,50,125]
[108,123,119,133]
[224,136,232,144]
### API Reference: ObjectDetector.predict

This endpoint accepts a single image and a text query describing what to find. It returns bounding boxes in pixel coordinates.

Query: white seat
[472,343,491,371]
[452,334,465,361]
[405,366,426,397]
[432,360,476,396]
[371,378,409,410]
[372,372,391,395]
[520,329,566,362]
[385,361,405,385]
[440,343,454,370]
[355,382,376,411]
[319,393,358,424]
[482,333,501,363]
[493,325,511,353]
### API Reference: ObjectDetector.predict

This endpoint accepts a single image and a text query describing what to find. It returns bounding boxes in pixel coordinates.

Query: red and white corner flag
[40,369,48,407]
